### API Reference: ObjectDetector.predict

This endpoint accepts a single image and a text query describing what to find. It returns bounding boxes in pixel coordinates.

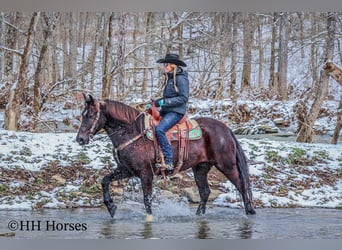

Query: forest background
[0,12,341,143]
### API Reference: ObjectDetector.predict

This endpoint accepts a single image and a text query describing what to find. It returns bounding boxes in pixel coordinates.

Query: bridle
[82,101,155,176]
[81,101,101,137]
[85,101,145,149]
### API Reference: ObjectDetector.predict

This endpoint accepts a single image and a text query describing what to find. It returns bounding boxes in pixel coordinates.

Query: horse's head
[76,93,106,145]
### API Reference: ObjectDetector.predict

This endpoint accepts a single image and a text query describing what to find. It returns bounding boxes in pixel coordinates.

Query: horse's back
[194,116,237,151]
[194,117,233,135]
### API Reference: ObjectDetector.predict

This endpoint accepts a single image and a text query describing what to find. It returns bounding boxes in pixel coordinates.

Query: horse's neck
[103,104,143,148]
[106,101,139,124]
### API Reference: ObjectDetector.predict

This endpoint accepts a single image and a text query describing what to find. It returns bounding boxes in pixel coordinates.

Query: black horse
[76,94,256,221]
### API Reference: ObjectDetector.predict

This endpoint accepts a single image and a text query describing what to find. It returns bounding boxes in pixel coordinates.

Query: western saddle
[145,100,201,175]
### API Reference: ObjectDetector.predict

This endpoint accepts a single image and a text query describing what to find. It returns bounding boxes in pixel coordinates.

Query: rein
[88,102,156,176]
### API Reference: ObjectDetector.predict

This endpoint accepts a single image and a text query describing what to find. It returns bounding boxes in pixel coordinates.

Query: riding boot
[165,163,174,174]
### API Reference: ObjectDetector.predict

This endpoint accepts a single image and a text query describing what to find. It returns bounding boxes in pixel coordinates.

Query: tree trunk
[142,12,153,95]
[3,12,19,79]
[257,14,264,89]
[69,12,78,84]
[298,12,305,59]
[80,12,89,89]
[296,12,335,143]
[310,13,318,84]
[5,12,38,131]
[113,13,127,99]
[33,13,59,117]
[230,13,238,98]
[101,13,113,99]
[277,12,289,100]
[217,13,229,99]
[132,14,139,89]
[269,13,278,95]
[87,13,102,94]
[241,13,253,93]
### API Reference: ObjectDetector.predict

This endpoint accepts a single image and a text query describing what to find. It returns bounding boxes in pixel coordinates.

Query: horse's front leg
[140,172,154,222]
[101,167,132,218]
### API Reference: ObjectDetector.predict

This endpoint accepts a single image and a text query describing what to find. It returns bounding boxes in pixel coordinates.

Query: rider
[147,53,189,173]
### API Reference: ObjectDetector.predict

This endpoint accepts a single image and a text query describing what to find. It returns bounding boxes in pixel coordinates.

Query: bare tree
[33,13,60,117]
[113,12,127,99]
[257,14,264,89]
[296,12,336,143]
[2,12,19,79]
[217,13,230,99]
[269,13,278,95]
[69,12,78,82]
[241,13,253,93]
[230,12,238,98]
[142,12,153,94]
[5,12,38,131]
[101,12,113,99]
[87,13,103,94]
[310,13,319,84]
[277,12,289,100]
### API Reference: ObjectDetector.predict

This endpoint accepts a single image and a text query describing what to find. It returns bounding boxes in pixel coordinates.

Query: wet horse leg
[101,167,133,218]
[192,164,211,216]
[140,173,154,222]
[217,163,255,215]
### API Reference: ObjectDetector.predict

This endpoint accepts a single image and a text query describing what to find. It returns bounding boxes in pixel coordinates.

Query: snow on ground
[0,126,341,211]
[0,130,115,171]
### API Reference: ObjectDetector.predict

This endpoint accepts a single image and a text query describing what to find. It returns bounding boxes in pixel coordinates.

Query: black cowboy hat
[156,53,187,67]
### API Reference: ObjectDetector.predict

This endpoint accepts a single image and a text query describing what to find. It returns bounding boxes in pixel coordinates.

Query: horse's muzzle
[76,135,90,145]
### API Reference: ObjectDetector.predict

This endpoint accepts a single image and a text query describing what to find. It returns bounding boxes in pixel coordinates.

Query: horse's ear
[83,93,96,105]
[88,94,95,104]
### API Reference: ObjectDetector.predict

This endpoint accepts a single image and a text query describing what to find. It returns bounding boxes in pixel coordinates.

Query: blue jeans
[155,112,183,164]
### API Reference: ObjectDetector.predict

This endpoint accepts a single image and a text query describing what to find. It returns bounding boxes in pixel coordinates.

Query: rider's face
[163,63,174,73]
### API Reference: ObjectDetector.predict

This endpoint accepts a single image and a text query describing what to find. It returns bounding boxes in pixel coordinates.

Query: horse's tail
[230,130,253,200]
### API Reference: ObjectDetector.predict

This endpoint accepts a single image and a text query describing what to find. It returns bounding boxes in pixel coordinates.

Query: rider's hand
[145,102,152,110]
[156,99,164,107]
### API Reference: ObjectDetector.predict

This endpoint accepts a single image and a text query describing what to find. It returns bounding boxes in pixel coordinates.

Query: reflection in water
[237,219,253,239]
[197,220,210,239]
[142,222,153,239]
[0,208,340,239]
[100,220,115,239]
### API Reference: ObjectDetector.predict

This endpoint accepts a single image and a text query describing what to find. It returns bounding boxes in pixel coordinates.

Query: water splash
[152,198,193,219]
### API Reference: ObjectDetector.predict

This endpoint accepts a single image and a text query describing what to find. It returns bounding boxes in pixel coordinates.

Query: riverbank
[0,128,341,211]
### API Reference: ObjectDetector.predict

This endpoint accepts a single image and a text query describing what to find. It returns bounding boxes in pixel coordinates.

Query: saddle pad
[144,114,202,141]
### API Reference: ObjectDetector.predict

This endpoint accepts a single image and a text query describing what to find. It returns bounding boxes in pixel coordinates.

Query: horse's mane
[104,99,141,125]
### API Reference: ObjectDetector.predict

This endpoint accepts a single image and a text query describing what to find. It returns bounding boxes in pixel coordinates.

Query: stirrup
[165,163,174,174]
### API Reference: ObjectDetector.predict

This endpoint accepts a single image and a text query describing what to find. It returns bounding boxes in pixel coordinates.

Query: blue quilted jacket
[156,68,189,115]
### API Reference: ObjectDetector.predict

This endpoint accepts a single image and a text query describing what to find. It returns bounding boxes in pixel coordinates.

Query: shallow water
[0,203,341,239]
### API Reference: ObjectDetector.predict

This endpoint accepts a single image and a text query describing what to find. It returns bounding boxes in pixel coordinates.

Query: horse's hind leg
[216,163,255,215]
[101,167,132,218]
[192,163,211,216]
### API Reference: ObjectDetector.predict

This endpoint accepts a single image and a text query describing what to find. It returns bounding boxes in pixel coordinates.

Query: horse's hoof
[145,214,154,222]
[245,203,256,215]
[196,206,206,216]
[107,204,117,218]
